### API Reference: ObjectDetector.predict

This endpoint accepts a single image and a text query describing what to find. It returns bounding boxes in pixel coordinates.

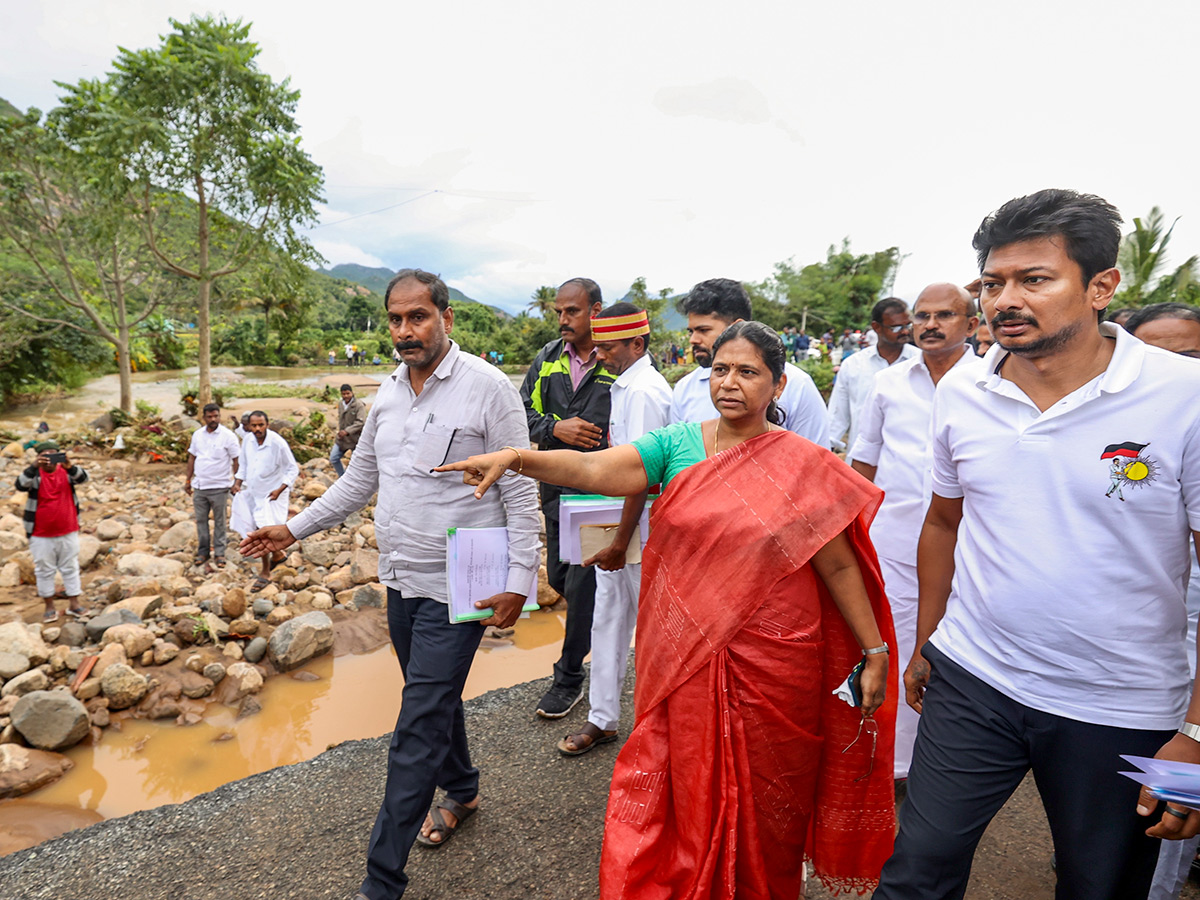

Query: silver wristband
[863,645,889,656]
[1179,722,1200,743]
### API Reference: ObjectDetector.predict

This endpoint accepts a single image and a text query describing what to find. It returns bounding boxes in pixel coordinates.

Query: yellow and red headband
[591,310,649,341]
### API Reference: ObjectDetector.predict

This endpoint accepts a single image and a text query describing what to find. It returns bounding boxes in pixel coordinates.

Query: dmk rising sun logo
[1101,442,1159,502]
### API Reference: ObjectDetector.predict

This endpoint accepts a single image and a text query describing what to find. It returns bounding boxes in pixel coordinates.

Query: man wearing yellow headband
[556,303,671,756]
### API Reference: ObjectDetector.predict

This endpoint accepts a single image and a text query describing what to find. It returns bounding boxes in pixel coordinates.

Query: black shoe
[536,684,582,719]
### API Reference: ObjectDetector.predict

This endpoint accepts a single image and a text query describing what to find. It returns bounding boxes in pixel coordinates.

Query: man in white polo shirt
[670,278,828,445]
[184,402,240,568]
[849,282,982,786]
[875,190,1200,900]
[826,297,919,462]
[557,303,671,757]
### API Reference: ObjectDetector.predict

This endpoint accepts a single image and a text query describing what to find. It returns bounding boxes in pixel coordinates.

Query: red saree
[599,430,896,898]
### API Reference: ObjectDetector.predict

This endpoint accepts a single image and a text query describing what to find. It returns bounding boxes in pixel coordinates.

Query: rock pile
[0,453,383,797]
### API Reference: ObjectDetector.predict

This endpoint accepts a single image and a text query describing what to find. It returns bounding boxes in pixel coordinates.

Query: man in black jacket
[520,277,615,718]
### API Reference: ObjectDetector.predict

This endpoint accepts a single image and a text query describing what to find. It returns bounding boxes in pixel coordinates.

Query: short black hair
[340,383,353,392]
[248,410,269,424]
[679,278,752,323]
[559,277,603,308]
[973,189,1123,287]
[384,268,450,311]
[594,302,649,353]
[1126,302,1200,333]
[202,402,220,415]
[871,297,907,324]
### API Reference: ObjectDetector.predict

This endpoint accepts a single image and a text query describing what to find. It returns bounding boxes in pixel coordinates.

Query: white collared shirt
[827,343,920,459]
[286,341,540,604]
[609,354,671,447]
[188,425,240,491]
[238,429,299,497]
[670,361,829,446]
[850,347,983,564]
[928,323,1200,729]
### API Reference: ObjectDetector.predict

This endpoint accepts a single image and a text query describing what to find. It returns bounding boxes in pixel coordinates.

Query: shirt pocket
[412,423,458,469]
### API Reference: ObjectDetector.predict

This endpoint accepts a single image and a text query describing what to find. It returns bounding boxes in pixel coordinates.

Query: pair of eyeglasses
[912,311,965,324]
[884,322,912,334]
[842,713,878,782]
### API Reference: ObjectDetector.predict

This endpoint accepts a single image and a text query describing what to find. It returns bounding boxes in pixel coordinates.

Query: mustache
[920,331,946,341]
[394,340,423,352]
[991,311,1038,327]
[560,327,574,334]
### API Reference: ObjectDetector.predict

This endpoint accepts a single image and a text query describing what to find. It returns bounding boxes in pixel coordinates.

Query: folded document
[446,526,538,624]
[1119,755,1200,809]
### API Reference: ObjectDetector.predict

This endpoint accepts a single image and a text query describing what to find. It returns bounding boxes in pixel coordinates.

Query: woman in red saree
[440,322,897,897]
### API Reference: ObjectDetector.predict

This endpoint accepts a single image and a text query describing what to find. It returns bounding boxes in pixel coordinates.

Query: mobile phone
[47,452,68,466]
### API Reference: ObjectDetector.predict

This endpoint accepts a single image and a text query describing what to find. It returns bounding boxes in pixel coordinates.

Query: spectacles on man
[883,322,912,334]
[913,310,965,324]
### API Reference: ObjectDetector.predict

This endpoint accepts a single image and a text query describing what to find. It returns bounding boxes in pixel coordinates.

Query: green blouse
[632,421,707,490]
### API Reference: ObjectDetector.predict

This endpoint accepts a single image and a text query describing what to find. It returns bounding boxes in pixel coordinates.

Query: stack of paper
[558,494,653,566]
[445,527,539,624]
[1119,755,1200,809]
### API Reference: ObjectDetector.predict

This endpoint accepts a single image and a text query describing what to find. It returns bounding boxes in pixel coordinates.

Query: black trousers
[875,644,1173,900]
[360,591,485,900]
[544,510,596,692]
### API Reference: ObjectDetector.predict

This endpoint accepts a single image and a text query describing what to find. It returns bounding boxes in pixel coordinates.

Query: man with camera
[16,440,89,622]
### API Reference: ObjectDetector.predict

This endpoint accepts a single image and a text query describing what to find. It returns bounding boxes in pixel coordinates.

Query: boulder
[152,641,179,665]
[0,745,74,798]
[202,662,226,684]
[352,583,385,608]
[311,594,334,610]
[55,621,87,648]
[267,611,334,672]
[0,622,49,666]
[221,588,247,620]
[85,608,142,643]
[74,677,101,701]
[193,583,226,603]
[0,668,49,698]
[115,552,184,579]
[11,691,90,751]
[265,607,294,626]
[100,624,156,658]
[228,617,258,637]
[349,549,380,585]
[0,513,23,533]
[301,481,327,500]
[106,595,164,620]
[322,568,355,593]
[95,519,127,542]
[243,637,268,664]
[77,534,102,570]
[0,562,20,588]
[180,672,214,700]
[156,520,195,551]
[201,613,229,640]
[0,531,23,560]
[0,652,30,681]
[222,641,243,661]
[300,539,338,568]
[92,642,129,679]
[224,662,263,700]
[251,598,274,617]
[0,443,22,459]
[100,664,149,709]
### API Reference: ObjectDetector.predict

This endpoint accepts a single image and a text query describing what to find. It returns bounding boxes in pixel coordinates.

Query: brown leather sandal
[557,722,618,757]
[415,797,477,849]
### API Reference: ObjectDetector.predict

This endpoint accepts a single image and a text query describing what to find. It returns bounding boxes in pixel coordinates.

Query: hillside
[319,263,510,319]
[0,96,22,119]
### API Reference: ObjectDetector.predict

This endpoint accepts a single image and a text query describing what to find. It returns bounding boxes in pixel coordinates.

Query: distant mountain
[0,97,23,119]
[616,291,687,331]
[319,263,510,319]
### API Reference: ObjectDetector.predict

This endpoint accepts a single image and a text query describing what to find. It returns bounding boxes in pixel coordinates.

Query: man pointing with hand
[521,277,616,719]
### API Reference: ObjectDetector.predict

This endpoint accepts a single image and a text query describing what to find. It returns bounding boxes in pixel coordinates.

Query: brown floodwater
[0,606,569,855]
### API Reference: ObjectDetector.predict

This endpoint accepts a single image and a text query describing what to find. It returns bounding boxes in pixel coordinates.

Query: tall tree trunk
[198,278,212,405]
[116,329,133,414]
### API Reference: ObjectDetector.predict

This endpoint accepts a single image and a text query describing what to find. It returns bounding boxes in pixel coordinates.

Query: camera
[46,452,68,467]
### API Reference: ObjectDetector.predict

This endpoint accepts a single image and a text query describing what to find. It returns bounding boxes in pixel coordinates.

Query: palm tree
[1116,207,1199,306]
[526,285,558,321]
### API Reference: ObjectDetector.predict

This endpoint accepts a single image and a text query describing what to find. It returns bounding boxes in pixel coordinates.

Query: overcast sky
[4,1,1199,314]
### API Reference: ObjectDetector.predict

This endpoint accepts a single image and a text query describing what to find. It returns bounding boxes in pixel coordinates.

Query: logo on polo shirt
[1101,441,1158,502]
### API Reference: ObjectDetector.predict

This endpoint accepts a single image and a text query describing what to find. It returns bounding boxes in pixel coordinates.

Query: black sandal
[415,797,477,849]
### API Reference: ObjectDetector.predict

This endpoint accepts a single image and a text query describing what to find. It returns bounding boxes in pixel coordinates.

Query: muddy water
[0,606,569,855]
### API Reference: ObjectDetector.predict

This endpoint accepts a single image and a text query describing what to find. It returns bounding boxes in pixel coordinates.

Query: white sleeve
[929,386,962,499]
[288,402,383,540]
[826,364,851,450]
[850,383,885,467]
[625,386,671,444]
[781,366,828,446]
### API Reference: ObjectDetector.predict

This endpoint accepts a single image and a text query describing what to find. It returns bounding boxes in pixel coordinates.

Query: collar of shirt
[613,353,653,389]
[913,344,982,380]
[565,341,598,389]
[977,321,1140,400]
[395,340,460,388]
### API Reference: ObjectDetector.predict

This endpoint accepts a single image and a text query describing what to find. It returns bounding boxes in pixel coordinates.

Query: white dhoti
[230,489,290,535]
[230,429,298,536]
[880,555,919,779]
[587,563,641,732]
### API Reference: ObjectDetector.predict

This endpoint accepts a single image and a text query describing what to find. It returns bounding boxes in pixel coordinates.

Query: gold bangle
[502,445,524,475]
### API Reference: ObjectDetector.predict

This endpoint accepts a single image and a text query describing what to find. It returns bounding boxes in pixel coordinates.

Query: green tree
[0,109,176,412]
[52,15,325,404]
[1116,207,1199,307]
[527,285,559,321]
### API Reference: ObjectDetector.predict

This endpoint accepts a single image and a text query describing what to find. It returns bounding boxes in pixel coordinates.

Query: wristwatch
[1179,722,1200,742]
